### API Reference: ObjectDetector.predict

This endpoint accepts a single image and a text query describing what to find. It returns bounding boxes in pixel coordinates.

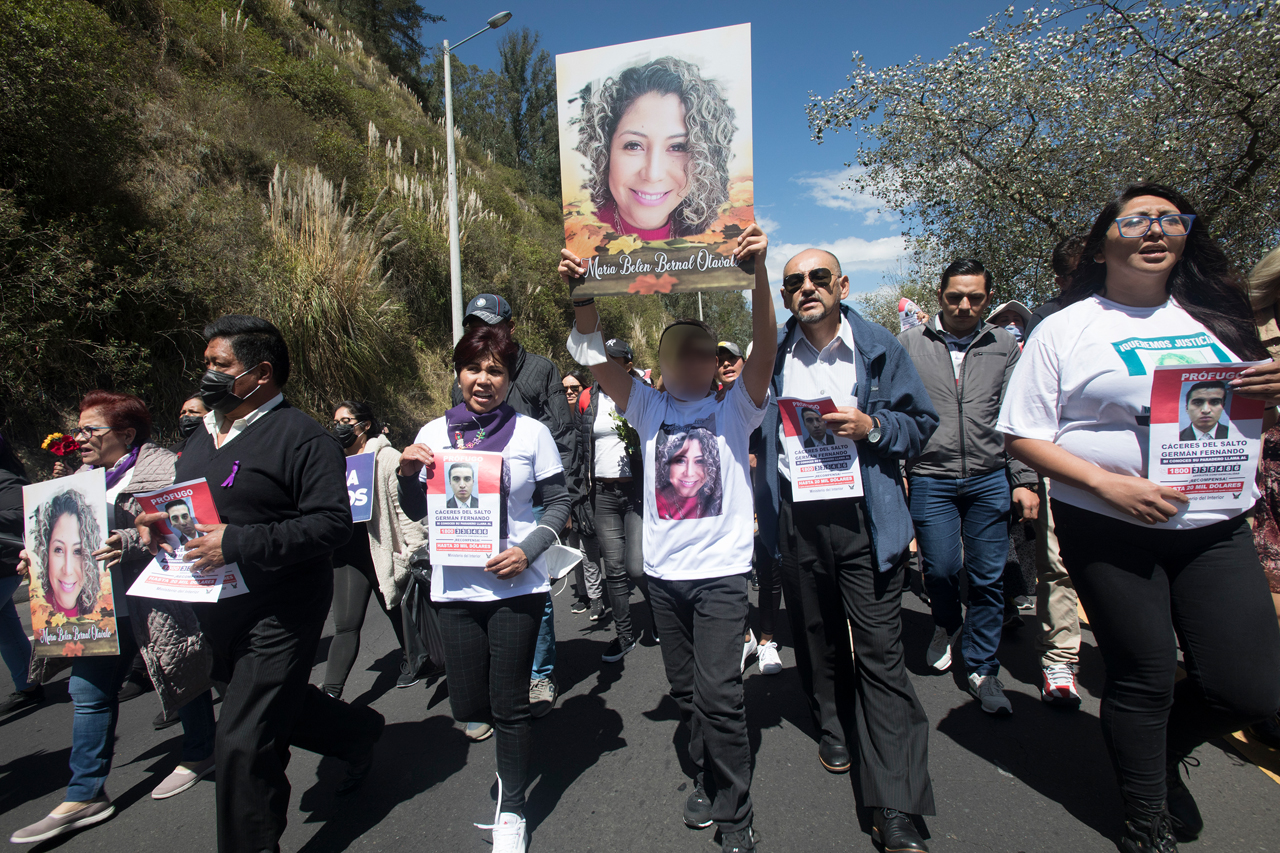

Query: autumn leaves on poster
[22,469,120,658]
[556,24,755,296]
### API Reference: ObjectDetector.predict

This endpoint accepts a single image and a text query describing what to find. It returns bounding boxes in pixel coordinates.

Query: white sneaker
[1041,663,1082,707]
[741,629,757,674]
[490,813,527,853]
[968,673,1013,715]
[757,641,782,675]
[926,626,958,672]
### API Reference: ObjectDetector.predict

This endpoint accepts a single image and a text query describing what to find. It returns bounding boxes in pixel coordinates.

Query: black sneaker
[588,598,606,622]
[683,781,712,829]
[601,636,636,663]
[396,657,421,689]
[0,685,44,715]
[721,825,756,853]
[571,599,589,614]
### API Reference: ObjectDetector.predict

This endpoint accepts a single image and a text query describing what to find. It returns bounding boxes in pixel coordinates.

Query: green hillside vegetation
[0,0,752,469]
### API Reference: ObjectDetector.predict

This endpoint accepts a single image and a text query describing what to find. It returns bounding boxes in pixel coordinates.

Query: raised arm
[559,250,634,411]
[736,223,775,408]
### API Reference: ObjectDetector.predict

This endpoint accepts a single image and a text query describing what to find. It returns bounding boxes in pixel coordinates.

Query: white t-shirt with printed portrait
[997,294,1258,529]
[623,377,768,581]
[412,413,563,602]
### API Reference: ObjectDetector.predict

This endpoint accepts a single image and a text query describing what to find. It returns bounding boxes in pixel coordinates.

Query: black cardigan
[174,401,353,597]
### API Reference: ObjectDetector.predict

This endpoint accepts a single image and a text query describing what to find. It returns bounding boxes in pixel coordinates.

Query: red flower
[41,433,79,457]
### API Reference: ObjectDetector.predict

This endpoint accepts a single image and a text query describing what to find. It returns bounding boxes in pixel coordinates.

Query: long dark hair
[1064,182,1265,360]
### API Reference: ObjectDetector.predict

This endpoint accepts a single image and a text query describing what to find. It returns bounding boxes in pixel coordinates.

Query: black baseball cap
[717,341,743,359]
[464,294,512,326]
[605,338,634,361]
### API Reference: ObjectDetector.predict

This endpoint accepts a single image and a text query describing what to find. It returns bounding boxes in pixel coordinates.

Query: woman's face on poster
[608,92,690,231]
[48,511,87,611]
[667,437,707,499]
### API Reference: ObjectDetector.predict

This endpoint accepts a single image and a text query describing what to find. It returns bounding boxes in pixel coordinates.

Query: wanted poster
[1149,363,1265,512]
[778,397,864,501]
[22,468,120,657]
[425,450,503,567]
[899,298,924,332]
[128,478,248,601]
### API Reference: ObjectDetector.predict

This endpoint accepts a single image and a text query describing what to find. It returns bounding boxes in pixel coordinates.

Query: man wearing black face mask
[168,394,210,456]
[137,315,384,853]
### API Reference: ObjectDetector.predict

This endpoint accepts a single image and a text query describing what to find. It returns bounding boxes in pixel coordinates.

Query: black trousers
[437,593,543,815]
[200,572,383,853]
[323,554,405,698]
[650,573,754,833]
[779,491,935,815]
[752,535,782,638]
[594,479,649,641]
[1053,501,1280,809]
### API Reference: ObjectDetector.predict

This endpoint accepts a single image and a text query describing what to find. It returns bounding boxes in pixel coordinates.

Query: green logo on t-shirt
[1111,334,1229,376]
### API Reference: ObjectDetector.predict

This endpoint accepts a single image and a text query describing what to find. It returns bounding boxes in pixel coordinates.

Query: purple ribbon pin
[221,460,240,488]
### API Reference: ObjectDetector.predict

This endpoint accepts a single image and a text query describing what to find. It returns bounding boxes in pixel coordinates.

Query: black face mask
[332,422,364,448]
[177,415,203,438]
[199,366,261,415]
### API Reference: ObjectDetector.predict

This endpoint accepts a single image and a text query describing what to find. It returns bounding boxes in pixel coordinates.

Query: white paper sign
[778,397,864,501]
[1148,362,1265,513]
[425,450,503,567]
[127,553,250,602]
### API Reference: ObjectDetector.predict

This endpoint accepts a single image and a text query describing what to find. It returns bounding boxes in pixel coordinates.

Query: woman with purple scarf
[398,323,571,853]
[10,392,215,845]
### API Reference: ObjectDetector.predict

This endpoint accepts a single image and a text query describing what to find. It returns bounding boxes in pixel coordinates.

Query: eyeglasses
[563,385,582,395]
[332,417,360,426]
[782,267,834,294]
[1114,214,1195,238]
[71,426,113,440]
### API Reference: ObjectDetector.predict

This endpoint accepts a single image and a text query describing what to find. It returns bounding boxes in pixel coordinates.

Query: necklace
[453,425,486,449]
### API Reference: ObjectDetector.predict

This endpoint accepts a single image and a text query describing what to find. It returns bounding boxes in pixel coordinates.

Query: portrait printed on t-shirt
[655,414,723,520]
[1178,379,1233,442]
[446,461,480,508]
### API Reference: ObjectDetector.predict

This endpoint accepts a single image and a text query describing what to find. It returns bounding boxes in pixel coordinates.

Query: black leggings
[753,536,782,638]
[323,557,405,698]
[438,593,543,815]
[1053,501,1280,810]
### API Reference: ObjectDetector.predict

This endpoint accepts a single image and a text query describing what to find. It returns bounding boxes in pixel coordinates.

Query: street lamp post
[444,11,512,345]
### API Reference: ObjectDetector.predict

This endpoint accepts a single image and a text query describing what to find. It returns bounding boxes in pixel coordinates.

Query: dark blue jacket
[758,305,940,572]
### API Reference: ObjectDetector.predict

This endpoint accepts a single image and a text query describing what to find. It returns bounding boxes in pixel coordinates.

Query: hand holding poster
[21,468,120,658]
[556,24,754,296]
[426,450,503,567]
[345,454,375,523]
[128,478,249,602]
[778,397,864,501]
[1149,362,1265,512]
[899,298,924,332]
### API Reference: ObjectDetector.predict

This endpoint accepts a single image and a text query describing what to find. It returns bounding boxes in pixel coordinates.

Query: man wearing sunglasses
[757,248,940,852]
[897,259,1040,723]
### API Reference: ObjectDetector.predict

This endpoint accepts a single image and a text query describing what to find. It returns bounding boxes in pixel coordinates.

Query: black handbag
[400,560,445,679]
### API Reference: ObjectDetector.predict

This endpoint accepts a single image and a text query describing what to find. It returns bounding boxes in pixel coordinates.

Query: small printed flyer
[1148,362,1265,512]
[778,397,864,501]
[899,298,923,332]
[425,450,503,567]
[22,468,120,658]
[345,454,376,523]
[129,478,249,601]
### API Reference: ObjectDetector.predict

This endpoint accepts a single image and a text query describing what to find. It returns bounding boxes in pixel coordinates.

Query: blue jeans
[0,576,32,691]
[66,618,217,801]
[908,469,1010,676]
[529,505,556,680]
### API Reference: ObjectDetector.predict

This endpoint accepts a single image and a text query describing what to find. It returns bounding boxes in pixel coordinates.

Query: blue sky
[422,0,1017,306]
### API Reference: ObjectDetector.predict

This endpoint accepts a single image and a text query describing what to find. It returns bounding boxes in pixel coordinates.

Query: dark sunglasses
[782,267,834,294]
[563,385,582,394]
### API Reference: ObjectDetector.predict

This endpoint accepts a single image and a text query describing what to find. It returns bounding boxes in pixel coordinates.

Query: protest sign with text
[778,397,864,501]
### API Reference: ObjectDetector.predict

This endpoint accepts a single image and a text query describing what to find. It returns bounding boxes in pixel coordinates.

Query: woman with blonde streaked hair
[572,56,736,240]
[1246,244,1280,749]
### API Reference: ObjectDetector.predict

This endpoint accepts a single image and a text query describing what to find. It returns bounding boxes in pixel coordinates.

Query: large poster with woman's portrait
[22,469,120,657]
[556,24,754,296]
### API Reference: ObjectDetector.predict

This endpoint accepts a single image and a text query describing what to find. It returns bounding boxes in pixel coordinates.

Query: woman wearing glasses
[11,392,215,844]
[999,183,1280,852]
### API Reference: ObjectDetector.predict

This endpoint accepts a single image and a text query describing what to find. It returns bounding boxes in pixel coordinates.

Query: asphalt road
[1,578,1276,853]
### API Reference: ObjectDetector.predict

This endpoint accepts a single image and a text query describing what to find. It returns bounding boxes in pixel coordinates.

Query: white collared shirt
[777,316,859,480]
[204,393,285,448]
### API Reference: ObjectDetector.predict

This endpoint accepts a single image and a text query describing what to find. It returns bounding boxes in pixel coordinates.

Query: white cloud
[766,234,908,291]
[755,213,781,235]
[792,167,896,226]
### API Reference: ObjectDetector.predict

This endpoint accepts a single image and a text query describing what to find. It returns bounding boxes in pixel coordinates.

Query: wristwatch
[866,416,883,444]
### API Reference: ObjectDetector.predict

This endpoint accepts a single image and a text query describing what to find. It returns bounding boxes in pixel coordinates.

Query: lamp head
[488,11,512,28]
